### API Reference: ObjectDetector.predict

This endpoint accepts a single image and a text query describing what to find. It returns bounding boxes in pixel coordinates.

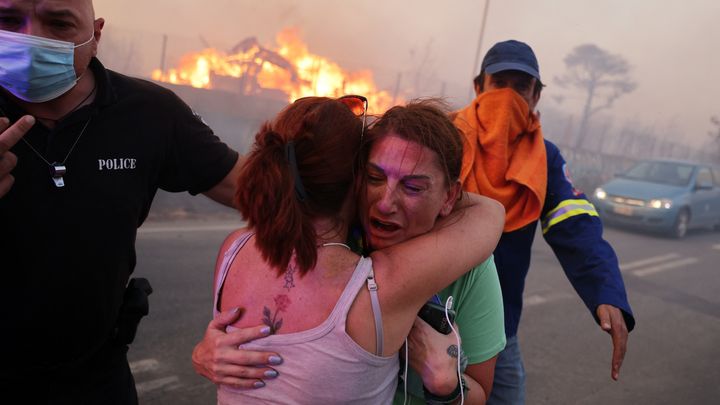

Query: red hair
[235,97,363,275]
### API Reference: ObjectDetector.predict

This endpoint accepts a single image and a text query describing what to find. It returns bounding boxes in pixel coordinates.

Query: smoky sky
[94,0,720,147]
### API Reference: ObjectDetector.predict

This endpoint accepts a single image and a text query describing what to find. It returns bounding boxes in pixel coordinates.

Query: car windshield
[621,161,694,186]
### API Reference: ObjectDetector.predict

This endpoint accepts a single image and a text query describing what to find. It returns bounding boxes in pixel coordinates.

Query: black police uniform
[0,58,238,403]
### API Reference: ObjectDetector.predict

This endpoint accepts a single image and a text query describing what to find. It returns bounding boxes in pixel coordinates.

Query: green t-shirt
[393,256,506,404]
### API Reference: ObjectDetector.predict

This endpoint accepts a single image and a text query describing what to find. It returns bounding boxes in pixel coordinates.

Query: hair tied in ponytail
[285,140,308,202]
[261,129,284,147]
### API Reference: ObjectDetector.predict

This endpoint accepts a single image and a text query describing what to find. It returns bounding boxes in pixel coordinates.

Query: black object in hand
[418,301,455,335]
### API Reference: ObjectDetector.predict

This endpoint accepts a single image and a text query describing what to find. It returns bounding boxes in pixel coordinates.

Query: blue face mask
[0,30,94,103]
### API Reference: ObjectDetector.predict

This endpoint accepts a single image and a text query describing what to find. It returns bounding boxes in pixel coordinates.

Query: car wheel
[671,209,690,238]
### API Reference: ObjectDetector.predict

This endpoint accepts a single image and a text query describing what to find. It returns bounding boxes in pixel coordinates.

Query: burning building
[152,28,395,114]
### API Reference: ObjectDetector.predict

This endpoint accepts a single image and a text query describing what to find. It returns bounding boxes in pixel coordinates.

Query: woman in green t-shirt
[358,100,506,405]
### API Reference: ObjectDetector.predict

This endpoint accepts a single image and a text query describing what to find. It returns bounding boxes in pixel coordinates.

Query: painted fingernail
[260,326,271,335]
[264,370,279,378]
[253,381,266,388]
[268,355,283,365]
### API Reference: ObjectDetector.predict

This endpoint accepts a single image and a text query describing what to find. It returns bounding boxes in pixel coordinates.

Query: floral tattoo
[263,294,291,334]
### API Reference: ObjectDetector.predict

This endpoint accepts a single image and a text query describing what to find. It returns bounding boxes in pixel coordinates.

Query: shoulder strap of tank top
[366,268,383,356]
[213,232,254,315]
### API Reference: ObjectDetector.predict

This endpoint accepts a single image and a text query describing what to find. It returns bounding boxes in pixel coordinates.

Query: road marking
[620,253,681,271]
[525,292,574,307]
[130,358,159,374]
[136,376,181,395]
[138,224,240,234]
[632,257,698,277]
[525,295,547,306]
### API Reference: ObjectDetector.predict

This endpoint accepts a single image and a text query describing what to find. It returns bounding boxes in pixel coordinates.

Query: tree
[554,44,636,149]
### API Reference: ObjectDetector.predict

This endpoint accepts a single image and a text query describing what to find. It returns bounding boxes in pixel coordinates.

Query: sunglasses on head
[292,94,368,139]
[338,95,368,140]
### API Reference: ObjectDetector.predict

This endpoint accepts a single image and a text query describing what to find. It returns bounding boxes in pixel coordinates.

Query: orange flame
[152,28,395,114]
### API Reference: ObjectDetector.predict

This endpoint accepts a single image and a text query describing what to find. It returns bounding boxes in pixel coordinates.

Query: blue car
[592,159,720,238]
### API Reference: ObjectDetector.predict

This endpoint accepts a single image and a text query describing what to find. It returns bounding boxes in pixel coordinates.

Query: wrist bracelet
[422,375,466,405]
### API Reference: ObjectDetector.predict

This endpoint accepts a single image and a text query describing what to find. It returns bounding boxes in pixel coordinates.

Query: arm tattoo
[447,344,459,359]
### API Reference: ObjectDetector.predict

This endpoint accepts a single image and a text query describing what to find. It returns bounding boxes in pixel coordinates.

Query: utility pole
[468,0,491,103]
[391,72,402,105]
[159,34,168,76]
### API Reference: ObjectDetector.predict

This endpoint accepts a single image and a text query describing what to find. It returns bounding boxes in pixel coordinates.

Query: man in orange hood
[449,40,634,404]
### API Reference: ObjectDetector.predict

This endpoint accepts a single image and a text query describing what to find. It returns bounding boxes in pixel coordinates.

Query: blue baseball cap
[481,40,541,82]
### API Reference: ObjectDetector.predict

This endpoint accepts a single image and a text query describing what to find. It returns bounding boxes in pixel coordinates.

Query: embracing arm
[373,192,504,317]
[192,307,282,388]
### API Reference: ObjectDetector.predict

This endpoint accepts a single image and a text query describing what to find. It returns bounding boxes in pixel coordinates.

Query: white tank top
[213,232,399,405]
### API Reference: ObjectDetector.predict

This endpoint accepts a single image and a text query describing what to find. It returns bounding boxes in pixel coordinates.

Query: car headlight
[649,198,672,209]
[594,188,607,200]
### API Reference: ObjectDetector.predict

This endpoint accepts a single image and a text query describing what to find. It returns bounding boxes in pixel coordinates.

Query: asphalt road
[128,218,720,404]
